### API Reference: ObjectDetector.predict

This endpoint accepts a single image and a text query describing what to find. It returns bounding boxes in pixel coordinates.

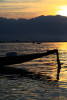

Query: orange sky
[0,0,67,19]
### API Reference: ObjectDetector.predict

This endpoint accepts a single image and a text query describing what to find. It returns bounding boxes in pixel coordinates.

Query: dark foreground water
[0,42,67,100]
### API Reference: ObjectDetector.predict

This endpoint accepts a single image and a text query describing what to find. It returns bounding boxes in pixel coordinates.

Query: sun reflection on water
[56,43,67,87]
[0,42,67,99]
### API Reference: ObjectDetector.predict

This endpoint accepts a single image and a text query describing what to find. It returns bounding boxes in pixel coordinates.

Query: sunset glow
[0,0,67,19]
[57,6,67,16]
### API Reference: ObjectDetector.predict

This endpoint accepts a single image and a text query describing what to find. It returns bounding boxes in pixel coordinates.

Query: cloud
[19,0,41,3]
[0,0,41,3]
[0,0,4,2]
[0,0,44,19]
[0,0,16,3]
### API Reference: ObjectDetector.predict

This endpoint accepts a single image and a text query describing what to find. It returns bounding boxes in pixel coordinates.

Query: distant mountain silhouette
[0,15,67,41]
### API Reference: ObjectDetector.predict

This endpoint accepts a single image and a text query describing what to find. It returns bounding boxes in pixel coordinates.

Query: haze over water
[0,42,67,100]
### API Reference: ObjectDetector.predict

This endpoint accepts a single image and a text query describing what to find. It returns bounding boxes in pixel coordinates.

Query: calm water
[0,42,67,100]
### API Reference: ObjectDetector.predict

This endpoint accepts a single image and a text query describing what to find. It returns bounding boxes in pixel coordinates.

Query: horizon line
[0,14,66,20]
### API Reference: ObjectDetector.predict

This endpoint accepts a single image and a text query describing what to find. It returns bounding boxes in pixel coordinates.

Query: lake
[0,42,67,100]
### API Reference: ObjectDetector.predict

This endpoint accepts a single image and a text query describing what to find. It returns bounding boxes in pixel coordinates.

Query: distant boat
[37,42,41,44]
[32,42,42,44]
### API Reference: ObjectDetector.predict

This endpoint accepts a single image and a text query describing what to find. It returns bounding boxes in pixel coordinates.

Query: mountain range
[0,15,67,42]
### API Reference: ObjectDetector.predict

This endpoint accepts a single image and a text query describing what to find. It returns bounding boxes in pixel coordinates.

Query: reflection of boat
[0,66,52,81]
[0,49,61,80]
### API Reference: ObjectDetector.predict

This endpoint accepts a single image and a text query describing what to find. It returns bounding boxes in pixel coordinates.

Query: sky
[0,0,67,19]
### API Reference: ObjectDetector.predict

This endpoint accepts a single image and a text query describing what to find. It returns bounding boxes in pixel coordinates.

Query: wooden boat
[0,49,61,80]
[0,49,59,66]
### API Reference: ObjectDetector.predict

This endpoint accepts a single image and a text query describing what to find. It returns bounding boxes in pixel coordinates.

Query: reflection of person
[6,52,17,57]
